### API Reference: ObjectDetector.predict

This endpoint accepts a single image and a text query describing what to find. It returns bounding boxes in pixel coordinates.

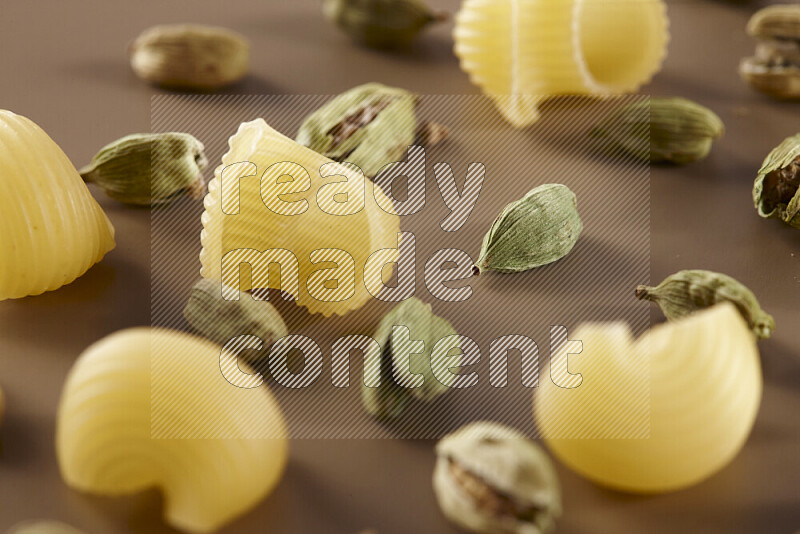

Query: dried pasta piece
[534,303,762,493]
[0,110,114,300]
[6,521,87,534]
[199,119,401,317]
[0,111,115,300]
[56,328,289,533]
[453,0,670,127]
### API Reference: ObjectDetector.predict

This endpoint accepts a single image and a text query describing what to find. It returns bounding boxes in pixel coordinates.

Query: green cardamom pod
[475,184,582,274]
[590,97,724,164]
[80,132,207,206]
[363,297,460,419]
[753,133,800,228]
[635,270,775,339]
[323,0,446,49]
[433,422,561,534]
[747,4,800,40]
[296,83,419,177]
[183,279,288,349]
[129,24,250,90]
[740,5,800,100]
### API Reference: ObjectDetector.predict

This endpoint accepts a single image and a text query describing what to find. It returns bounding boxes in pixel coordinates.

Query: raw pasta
[199,119,401,317]
[453,0,670,126]
[0,111,115,300]
[56,328,289,533]
[534,303,762,493]
[6,521,87,534]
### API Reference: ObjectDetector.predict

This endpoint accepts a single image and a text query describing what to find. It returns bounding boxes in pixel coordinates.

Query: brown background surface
[1,0,799,533]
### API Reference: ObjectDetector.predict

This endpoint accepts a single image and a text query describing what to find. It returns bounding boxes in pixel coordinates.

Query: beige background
[1,0,799,532]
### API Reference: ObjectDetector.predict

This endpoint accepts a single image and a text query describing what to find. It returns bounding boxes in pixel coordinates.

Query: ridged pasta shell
[56,328,289,533]
[534,303,762,493]
[453,0,670,127]
[0,111,115,300]
[199,119,401,317]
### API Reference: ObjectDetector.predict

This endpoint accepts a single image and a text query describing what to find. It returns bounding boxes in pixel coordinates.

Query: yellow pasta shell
[0,111,115,300]
[56,328,289,533]
[454,0,670,127]
[199,119,401,317]
[6,521,87,534]
[534,303,762,493]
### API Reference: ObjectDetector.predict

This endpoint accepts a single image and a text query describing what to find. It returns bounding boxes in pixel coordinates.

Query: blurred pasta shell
[6,521,86,534]
[0,111,115,300]
[199,119,401,317]
[56,328,289,533]
[534,303,762,493]
[453,0,669,127]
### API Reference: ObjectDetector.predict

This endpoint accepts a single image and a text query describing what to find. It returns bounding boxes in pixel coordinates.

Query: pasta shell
[56,328,289,533]
[0,111,115,300]
[453,0,670,127]
[6,521,86,534]
[534,303,762,493]
[199,119,401,317]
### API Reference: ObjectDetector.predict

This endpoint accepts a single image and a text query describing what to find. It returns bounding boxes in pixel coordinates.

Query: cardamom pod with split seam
[433,421,562,534]
[296,83,418,177]
[740,4,800,99]
[753,132,800,228]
